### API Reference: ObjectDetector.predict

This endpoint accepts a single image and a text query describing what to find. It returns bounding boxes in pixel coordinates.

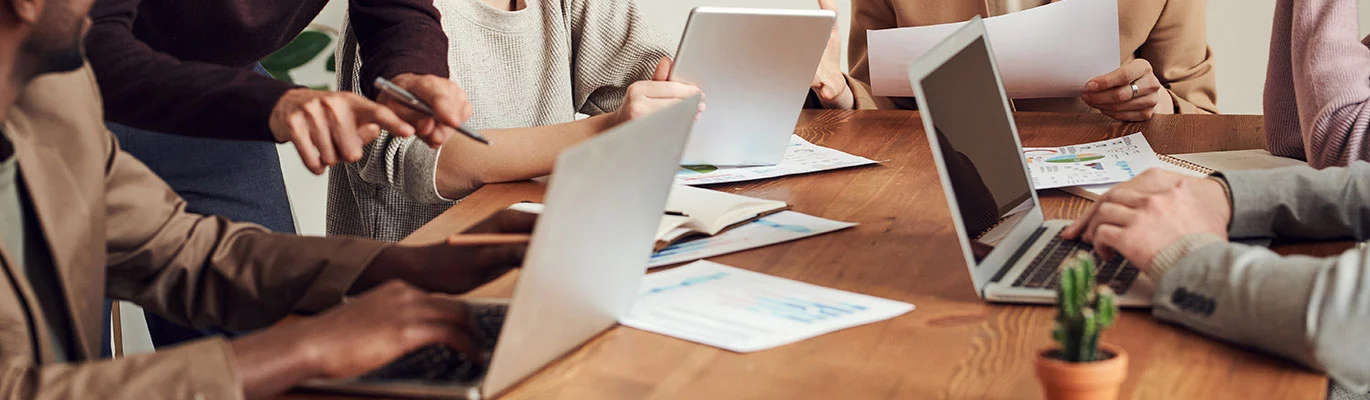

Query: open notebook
[657,186,790,250]
[1062,149,1306,200]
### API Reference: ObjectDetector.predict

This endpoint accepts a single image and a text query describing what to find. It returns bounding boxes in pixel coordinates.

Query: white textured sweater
[328,0,671,241]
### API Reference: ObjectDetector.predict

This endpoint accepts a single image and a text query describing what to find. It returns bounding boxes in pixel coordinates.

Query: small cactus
[1052,252,1119,362]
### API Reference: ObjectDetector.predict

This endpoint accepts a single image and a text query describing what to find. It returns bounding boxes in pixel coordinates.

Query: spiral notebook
[1062,149,1304,200]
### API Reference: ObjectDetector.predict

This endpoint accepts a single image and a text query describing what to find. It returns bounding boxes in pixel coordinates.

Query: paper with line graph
[621,261,914,353]
[1023,132,1162,190]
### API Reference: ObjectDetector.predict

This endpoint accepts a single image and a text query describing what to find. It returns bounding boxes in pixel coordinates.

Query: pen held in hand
[445,234,532,247]
[374,77,491,145]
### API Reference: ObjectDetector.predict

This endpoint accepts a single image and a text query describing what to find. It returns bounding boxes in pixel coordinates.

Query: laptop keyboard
[359,303,507,383]
[1009,236,1139,295]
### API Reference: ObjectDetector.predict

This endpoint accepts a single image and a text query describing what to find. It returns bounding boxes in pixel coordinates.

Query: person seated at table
[327,0,704,241]
[806,0,1218,122]
[0,0,536,395]
[1060,164,1370,397]
[1264,0,1370,169]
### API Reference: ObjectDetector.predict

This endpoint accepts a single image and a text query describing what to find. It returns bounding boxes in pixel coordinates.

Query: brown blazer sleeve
[102,135,391,330]
[1138,0,1218,114]
[1,339,244,399]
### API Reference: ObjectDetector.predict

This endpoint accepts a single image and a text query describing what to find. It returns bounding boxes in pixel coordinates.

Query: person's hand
[379,73,476,148]
[1061,170,1231,268]
[269,88,417,175]
[1080,59,1175,122]
[235,281,483,387]
[810,0,854,109]
[611,57,705,127]
[353,209,538,295]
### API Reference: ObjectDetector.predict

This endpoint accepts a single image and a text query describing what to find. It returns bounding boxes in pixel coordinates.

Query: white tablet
[670,7,836,166]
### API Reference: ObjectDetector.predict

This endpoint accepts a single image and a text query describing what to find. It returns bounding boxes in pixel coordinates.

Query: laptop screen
[919,36,1035,263]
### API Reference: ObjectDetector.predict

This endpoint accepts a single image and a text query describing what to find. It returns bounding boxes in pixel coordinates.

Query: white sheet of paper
[675,135,876,186]
[648,211,855,268]
[1023,132,1160,190]
[867,0,1119,98]
[622,260,914,353]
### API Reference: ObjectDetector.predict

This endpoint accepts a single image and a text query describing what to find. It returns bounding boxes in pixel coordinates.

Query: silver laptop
[907,18,1152,307]
[671,7,835,166]
[300,96,703,399]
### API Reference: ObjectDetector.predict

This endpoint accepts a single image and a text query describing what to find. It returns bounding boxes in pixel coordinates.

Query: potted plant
[1033,253,1129,400]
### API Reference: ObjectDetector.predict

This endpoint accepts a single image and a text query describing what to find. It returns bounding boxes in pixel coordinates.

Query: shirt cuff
[1146,232,1227,283]
[291,235,392,312]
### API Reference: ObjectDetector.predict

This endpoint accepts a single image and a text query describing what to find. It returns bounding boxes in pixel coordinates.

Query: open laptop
[671,7,835,166]
[907,17,1152,307]
[300,96,703,399]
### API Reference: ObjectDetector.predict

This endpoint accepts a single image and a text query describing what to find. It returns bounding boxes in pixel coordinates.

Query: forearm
[350,0,449,99]
[84,18,290,140]
[1150,241,1370,392]
[231,323,323,399]
[1222,162,1370,239]
[1288,0,1370,167]
[435,115,614,198]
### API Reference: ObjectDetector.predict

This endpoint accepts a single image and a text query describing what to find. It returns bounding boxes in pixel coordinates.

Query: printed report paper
[867,0,1119,98]
[1022,132,1160,190]
[675,135,877,186]
[648,211,856,268]
[622,260,914,353]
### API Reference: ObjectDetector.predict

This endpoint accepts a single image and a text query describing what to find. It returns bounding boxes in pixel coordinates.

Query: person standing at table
[85,0,474,349]
[1263,0,1370,168]
[0,0,536,393]
[807,0,1218,122]
[327,0,704,241]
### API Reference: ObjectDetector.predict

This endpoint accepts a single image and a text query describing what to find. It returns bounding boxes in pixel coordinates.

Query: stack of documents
[675,135,877,186]
[621,260,914,353]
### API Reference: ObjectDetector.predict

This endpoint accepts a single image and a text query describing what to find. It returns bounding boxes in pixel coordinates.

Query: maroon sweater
[86,0,449,141]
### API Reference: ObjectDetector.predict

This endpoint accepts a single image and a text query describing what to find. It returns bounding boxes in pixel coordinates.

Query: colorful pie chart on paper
[1046,153,1105,163]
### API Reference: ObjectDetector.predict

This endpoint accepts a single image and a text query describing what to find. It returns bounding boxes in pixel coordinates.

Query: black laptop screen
[920,36,1034,263]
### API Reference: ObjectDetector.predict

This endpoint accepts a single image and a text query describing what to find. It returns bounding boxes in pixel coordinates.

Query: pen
[374,77,491,145]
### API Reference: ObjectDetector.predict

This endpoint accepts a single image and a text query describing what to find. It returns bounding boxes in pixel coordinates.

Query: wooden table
[296,110,1334,399]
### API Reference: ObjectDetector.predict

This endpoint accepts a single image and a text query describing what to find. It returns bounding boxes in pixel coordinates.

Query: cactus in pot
[1034,252,1129,400]
[1051,253,1118,362]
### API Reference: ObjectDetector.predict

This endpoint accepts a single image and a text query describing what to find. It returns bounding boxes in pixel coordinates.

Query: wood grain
[285,110,1330,400]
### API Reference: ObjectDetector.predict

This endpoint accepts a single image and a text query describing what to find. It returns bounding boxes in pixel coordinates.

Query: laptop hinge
[988,226,1047,285]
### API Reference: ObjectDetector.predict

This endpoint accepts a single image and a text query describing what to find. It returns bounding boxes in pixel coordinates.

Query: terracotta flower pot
[1033,344,1129,400]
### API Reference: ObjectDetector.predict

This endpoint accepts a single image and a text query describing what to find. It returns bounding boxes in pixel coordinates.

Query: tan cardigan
[845,0,1218,114]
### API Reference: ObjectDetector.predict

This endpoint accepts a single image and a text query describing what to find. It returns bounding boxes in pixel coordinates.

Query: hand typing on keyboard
[1061,169,1231,269]
[231,281,487,394]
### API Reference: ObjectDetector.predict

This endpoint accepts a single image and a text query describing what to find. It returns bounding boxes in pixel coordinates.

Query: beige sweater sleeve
[565,0,673,116]
[1138,0,1218,114]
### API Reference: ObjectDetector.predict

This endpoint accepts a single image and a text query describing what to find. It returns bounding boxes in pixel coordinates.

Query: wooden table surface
[292,110,1334,400]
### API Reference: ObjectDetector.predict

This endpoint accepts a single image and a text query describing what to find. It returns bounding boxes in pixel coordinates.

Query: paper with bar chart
[621,261,914,353]
[1022,132,1162,190]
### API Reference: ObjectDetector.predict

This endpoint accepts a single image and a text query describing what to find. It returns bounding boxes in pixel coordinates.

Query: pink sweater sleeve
[1264,0,1370,168]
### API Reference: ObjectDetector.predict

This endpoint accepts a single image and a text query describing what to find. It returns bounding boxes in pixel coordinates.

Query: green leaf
[265,68,294,84]
[261,31,333,73]
[325,53,337,73]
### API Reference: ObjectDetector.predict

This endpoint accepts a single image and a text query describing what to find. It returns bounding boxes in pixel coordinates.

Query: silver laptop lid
[671,7,835,166]
[907,17,1047,293]
[481,97,702,396]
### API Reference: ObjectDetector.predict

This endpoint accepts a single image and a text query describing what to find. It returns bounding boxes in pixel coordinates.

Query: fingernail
[1087,82,1099,91]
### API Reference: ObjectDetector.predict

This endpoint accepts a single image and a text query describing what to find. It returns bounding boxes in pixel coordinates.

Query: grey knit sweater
[327,0,670,241]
